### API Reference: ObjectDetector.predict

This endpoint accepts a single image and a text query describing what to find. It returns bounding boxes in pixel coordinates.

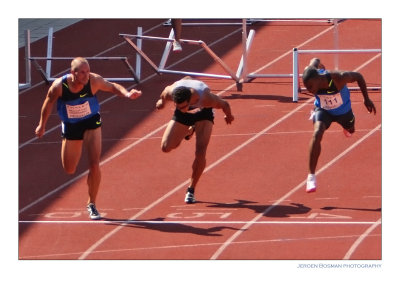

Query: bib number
[66,101,92,119]
[319,93,343,110]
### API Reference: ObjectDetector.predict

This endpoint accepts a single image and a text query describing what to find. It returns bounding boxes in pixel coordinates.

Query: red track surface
[19,19,381,260]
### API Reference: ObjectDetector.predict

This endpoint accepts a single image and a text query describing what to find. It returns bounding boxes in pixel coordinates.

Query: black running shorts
[61,113,102,140]
[172,107,214,126]
[313,107,355,130]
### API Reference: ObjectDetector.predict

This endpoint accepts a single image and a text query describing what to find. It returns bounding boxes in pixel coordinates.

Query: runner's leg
[161,120,192,152]
[189,120,213,190]
[309,121,326,174]
[83,127,102,205]
[61,138,83,174]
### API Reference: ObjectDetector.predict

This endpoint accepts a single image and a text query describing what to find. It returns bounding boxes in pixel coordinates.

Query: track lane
[18,19,381,260]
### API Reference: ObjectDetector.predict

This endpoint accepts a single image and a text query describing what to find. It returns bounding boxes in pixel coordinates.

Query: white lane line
[343,218,382,260]
[19,123,167,214]
[354,53,381,72]
[19,27,242,149]
[19,220,380,225]
[76,98,316,260]
[21,233,381,260]
[78,25,338,259]
[208,54,382,260]
[27,128,380,145]
[20,28,247,211]
[210,124,381,259]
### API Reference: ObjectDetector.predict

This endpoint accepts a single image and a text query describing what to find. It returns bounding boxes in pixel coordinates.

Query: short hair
[302,66,319,83]
[71,57,89,72]
[172,86,192,104]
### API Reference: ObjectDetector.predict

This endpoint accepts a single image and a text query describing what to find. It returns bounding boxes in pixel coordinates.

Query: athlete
[156,77,234,203]
[302,58,376,193]
[35,57,142,219]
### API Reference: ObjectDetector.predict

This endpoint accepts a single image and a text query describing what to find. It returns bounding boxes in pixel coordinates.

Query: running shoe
[184,192,196,204]
[87,203,101,220]
[173,40,182,52]
[306,174,316,193]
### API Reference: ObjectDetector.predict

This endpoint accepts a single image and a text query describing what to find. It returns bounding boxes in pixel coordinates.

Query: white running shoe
[87,203,101,220]
[184,192,196,204]
[173,40,182,52]
[306,174,316,193]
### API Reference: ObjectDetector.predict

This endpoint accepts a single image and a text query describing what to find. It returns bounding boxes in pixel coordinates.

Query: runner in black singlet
[35,57,142,219]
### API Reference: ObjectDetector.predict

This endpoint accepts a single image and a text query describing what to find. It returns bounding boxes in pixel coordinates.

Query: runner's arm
[156,87,172,109]
[35,80,61,138]
[203,91,234,124]
[91,73,142,99]
[339,71,376,114]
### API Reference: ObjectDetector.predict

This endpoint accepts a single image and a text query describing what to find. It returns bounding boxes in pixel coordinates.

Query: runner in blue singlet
[35,57,142,219]
[302,58,376,193]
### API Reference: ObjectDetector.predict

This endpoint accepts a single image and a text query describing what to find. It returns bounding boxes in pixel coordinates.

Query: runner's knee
[161,141,173,153]
[88,162,101,173]
[63,164,77,175]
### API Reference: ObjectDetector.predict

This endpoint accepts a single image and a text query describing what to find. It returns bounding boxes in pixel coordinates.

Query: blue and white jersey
[57,74,100,123]
[314,72,352,116]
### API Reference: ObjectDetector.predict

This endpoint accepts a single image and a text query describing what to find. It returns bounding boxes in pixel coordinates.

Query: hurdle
[120,27,253,86]
[19,30,32,90]
[238,18,338,84]
[292,48,382,102]
[120,20,259,91]
[29,56,139,84]
[19,27,140,89]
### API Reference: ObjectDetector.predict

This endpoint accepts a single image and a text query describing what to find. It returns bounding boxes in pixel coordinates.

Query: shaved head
[71,57,89,72]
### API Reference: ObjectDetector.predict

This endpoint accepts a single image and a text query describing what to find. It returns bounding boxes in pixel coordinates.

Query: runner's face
[304,77,319,95]
[73,63,90,85]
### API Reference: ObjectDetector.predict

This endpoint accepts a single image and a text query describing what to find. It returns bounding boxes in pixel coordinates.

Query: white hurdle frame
[292,48,382,102]
[19,27,140,88]
[240,18,338,84]
[19,30,32,90]
[120,28,254,84]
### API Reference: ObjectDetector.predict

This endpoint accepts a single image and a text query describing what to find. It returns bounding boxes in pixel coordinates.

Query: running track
[19,19,381,260]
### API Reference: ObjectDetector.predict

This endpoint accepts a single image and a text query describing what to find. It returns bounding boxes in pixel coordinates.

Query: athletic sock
[187,187,195,194]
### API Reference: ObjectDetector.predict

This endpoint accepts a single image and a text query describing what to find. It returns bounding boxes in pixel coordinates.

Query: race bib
[319,93,343,110]
[66,101,92,119]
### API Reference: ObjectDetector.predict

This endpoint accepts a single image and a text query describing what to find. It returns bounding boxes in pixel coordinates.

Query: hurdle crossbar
[30,56,140,84]
[120,30,240,82]
[292,48,382,102]
[162,18,335,27]
[21,27,140,87]
[246,18,337,24]
[163,19,256,27]
[238,18,344,87]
